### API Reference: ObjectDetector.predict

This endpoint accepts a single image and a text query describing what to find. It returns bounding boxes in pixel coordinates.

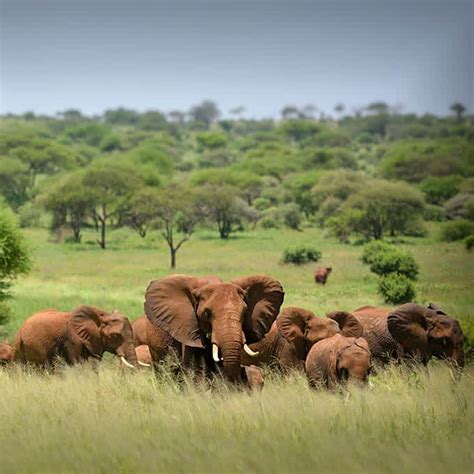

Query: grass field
[0,225,473,473]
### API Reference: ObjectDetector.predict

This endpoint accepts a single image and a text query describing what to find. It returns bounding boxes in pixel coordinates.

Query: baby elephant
[314,267,332,285]
[306,312,371,389]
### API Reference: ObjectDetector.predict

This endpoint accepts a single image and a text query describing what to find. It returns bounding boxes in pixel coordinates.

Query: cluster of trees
[1,99,473,267]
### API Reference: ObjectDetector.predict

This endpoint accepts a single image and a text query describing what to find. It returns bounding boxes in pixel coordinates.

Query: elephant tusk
[120,356,135,369]
[212,344,220,363]
[243,344,259,357]
[138,361,151,367]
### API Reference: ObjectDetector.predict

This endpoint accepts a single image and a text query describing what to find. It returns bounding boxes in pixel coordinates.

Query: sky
[1,0,472,118]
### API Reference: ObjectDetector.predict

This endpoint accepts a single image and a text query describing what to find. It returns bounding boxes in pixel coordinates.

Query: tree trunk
[170,248,177,268]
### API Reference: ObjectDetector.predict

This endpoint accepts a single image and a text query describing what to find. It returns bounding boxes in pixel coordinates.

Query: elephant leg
[241,365,264,391]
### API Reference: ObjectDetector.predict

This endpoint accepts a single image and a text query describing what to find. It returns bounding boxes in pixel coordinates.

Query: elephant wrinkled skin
[352,303,465,369]
[241,307,364,371]
[306,334,371,388]
[14,305,138,368]
[144,274,284,382]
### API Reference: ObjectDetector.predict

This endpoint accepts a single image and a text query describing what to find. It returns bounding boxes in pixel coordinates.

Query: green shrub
[464,235,474,252]
[378,273,416,304]
[361,241,393,265]
[369,250,419,281]
[423,204,445,222]
[280,203,301,230]
[282,246,321,265]
[440,220,474,242]
[260,216,280,229]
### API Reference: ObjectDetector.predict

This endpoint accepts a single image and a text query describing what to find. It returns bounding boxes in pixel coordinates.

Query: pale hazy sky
[1,0,473,117]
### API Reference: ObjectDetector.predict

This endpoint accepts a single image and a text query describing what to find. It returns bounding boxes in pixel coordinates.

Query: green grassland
[0,225,473,473]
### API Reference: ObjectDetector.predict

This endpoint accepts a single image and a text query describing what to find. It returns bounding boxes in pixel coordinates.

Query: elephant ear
[276,307,315,344]
[231,275,284,342]
[326,311,363,337]
[68,305,105,357]
[387,303,430,352]
[144,274,205,348]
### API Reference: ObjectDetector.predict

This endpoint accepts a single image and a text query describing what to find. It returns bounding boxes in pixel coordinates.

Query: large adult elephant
[351,303,465,368]
[240,307,363,371]
[14,305,138,368]
[144,274,284,381]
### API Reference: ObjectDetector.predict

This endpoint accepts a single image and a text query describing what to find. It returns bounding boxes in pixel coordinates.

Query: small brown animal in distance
[315,267,332,285]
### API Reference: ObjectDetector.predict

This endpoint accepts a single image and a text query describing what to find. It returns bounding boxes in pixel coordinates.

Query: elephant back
[13,310,70,365]
[352,307,402,363]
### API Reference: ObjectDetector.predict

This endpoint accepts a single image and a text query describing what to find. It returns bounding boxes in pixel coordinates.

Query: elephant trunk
[117,341,138,368]
[213,314,244,382]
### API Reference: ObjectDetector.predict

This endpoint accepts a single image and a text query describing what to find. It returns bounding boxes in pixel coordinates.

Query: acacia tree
[153,187,203,268]
[82,162,139,249]
[120,187,161,238]
[199,186,257,239]
[41,173,93,243]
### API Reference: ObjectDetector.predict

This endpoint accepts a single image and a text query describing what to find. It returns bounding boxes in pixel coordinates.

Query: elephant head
[67,305,138,367]
[276,307,351,359]
[387,303,465,368]
[0,341,13,365]
[332,335,371,384]
[144,274,284,381]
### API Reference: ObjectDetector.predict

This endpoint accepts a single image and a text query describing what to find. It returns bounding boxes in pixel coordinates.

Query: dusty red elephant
[351,303,465,369]
[240,307,364,371]
[14,305,138,368]
[143,274,284,383]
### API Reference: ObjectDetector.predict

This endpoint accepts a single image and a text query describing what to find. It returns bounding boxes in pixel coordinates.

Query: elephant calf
[0,341,13,365]
[306,334,371,389]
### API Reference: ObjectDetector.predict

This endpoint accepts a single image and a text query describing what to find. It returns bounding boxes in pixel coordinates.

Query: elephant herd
[1,273,466,390]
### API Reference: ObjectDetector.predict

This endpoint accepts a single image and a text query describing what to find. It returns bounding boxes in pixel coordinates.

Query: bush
[423,204,445,222]
[361,241,393,265]
[280,203,301,230]
[378,273,416,304]
[282,246,321,265]
[369,249,419,281]
[464,235,474,252]
[440,220,474,242]
[259,216,280,229]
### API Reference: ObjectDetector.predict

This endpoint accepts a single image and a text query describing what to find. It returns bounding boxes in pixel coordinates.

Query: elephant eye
[202,309,212,321]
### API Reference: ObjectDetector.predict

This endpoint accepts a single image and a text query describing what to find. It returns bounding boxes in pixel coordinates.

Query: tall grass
[0,363,472,473]
[0,225,472,472]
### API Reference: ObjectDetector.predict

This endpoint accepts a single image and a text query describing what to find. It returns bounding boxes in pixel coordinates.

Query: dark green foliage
[280,203,301,230]
[440,220,474,242]
[419,176,461,205]
[282,246,321,265]
[196,131,228,150]
[361,240,393,265]
[378,273,416,304]
[0,206,31,322]
[369,249,419,280]
[464,235,474,251]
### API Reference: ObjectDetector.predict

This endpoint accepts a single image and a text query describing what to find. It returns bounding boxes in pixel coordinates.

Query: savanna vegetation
[0,101,473,472]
